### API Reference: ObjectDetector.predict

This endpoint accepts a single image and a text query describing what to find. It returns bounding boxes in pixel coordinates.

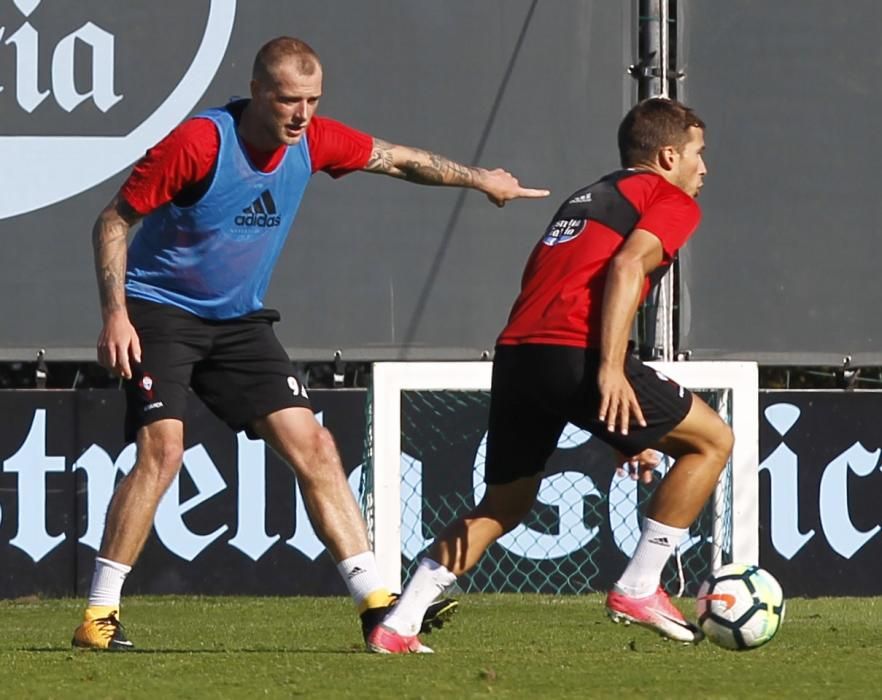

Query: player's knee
[478,507,526,535]
[135,438,184,488]
[703,423,734,472]
[315,426,340,460]
[476,491,534,534]
[292,426,343,484]
[666,415,733,472]
[498,506,530,534]
[713,423,734,458]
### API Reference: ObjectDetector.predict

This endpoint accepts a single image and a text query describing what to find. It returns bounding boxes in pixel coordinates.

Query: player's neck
[233,104,285,172]
[237,103,282,153]
[629,163,678,188]
[628,163,662,177]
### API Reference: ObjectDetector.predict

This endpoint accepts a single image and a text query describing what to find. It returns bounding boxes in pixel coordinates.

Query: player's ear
[658,145,678,171]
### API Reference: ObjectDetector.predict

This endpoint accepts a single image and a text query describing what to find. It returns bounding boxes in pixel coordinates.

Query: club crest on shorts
[139,374,154,400]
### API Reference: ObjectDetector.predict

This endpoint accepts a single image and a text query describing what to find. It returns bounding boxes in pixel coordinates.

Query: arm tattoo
[365,139,396,173]
[366,138,480,187]
[401,150,478,187]
[92,197,139,317]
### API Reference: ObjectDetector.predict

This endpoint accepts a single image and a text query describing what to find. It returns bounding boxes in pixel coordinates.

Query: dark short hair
[617,98,705,168]
[253,36,321,81]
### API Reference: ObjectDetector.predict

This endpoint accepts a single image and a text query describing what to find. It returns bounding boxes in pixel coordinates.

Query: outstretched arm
[363,138,549,206]
[93,195,143,379]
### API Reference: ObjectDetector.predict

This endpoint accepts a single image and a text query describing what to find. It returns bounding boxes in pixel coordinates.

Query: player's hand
[97,311,142,379]
[597,365,646,435]
[481,168,550,207]
[615,448,661,484]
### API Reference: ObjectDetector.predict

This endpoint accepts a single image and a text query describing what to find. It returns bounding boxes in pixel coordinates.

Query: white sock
[614,517,687,598]
[87,557,132,608]
[384,558,456,637]
[337,552,389,610]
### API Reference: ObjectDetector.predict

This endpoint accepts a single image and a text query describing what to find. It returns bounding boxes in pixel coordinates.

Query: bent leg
[255,406,410,640]
[375,346,562,649]
[611,395,733,606]
[100,418,185,565]
[606,396,731,643]
[253,406,369,562]
[74,419,185,650]
[647,395,735,527]
[378,475,541,641]
[430,475,542,575]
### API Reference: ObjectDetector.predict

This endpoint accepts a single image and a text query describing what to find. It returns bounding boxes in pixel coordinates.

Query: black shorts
[484,344,693,485]
[124,298,311,442]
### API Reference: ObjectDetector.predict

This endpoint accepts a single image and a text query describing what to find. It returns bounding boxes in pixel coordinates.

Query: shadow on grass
[20,646,365,655]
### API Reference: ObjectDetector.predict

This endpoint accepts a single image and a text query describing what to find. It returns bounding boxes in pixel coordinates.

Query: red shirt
[497,170,700,348]
[121,114,373,215]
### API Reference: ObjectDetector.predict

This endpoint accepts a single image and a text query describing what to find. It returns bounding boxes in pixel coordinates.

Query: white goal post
[369,361,759,592]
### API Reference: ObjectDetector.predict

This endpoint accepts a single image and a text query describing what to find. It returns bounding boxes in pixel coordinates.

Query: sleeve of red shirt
[635,187,701,259]
[119,118,220,215]
[306,116,372,178]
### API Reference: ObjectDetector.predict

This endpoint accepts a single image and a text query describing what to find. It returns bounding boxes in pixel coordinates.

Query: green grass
[1,594,881,699]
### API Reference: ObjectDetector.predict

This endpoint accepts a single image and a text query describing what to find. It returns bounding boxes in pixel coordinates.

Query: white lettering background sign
[4,408,360,565]
[0,0,236,220]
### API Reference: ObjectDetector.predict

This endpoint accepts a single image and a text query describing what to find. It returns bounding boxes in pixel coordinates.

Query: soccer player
[368,97,733,653]
[72,36,549,651]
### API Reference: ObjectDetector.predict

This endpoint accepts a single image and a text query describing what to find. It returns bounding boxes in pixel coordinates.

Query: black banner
[759,392,882,596]
[0,392,78,598]
[3,389,881,598]
[0,389,366,598]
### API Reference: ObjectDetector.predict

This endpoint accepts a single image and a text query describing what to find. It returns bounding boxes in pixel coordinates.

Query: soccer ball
[696,563,785,650]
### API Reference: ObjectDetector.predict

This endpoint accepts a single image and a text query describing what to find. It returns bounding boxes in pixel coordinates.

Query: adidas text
[235,190,280,228]
[234,213,281,227]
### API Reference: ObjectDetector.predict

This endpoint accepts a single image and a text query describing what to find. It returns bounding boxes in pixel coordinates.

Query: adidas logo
[568,192,592,204]
[346,566,366,580]
[647,536,671,546]
[234,190,282,227]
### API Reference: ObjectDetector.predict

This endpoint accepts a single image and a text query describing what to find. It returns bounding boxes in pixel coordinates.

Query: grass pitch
[2,594,881,699]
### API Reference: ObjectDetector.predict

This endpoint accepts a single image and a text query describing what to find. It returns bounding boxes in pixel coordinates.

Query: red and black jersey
[121,104,373,216]
[497,169,701,349]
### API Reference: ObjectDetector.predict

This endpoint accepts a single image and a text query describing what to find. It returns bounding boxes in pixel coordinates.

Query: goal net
[364,361,758,595]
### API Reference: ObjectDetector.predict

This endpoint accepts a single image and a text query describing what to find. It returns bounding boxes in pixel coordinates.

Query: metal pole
[656,0,674,361]
[637,0,662,99]
[659,0,669,97]
[636,0,675,360]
